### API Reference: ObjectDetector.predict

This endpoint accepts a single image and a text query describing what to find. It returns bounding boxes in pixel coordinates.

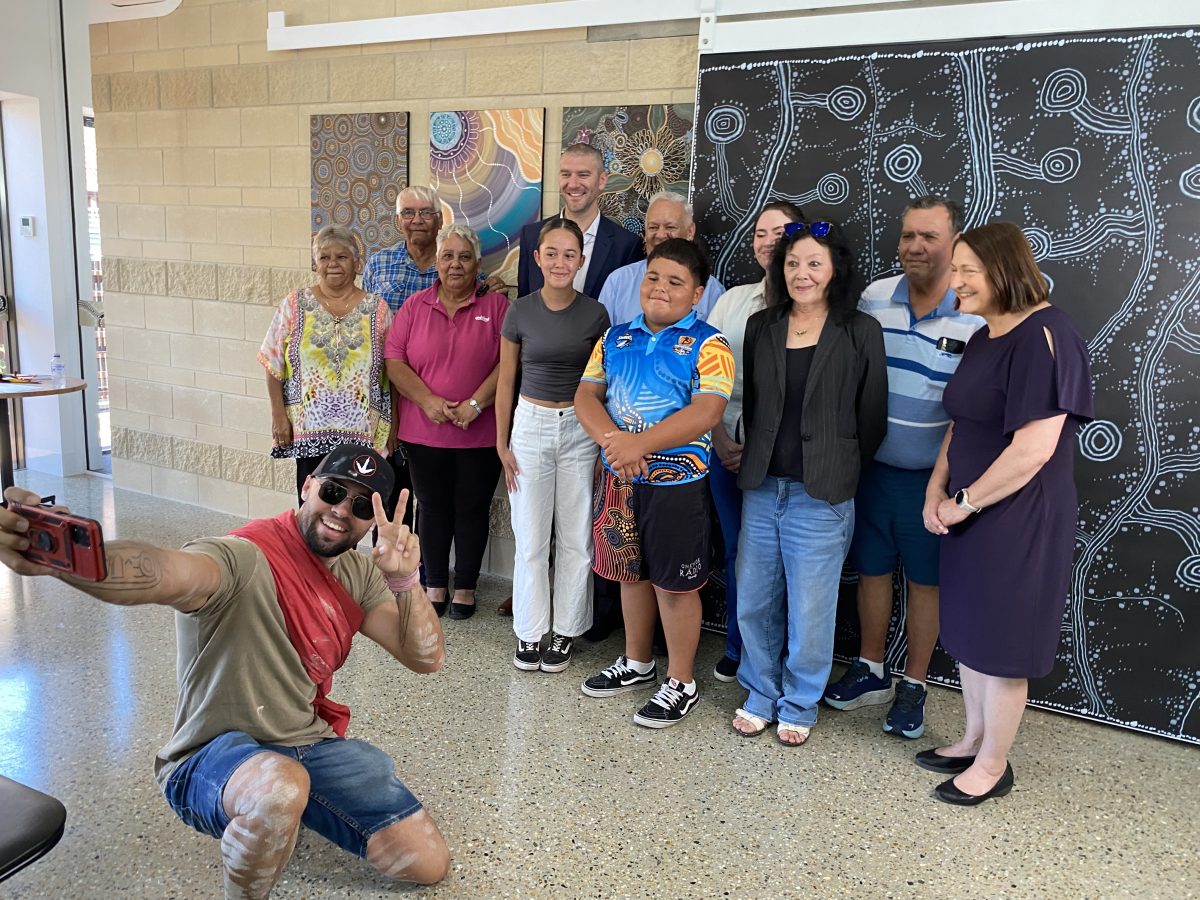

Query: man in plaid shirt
[363,184,445,312]
[363,184,506,312]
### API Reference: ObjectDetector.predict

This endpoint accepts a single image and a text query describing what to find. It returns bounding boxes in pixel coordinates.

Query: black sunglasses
[783,220,833,239]
[316,479,374,520]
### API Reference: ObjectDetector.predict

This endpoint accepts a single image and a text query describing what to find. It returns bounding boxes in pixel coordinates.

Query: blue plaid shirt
[362,242,489,313]
[362,242,439,313]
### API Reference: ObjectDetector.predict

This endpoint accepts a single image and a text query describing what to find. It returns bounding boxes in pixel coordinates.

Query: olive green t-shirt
[153,536,393,787]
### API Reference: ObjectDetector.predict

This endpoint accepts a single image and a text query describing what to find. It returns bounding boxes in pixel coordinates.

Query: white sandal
[732,708,771,738]
[776,721,811,746]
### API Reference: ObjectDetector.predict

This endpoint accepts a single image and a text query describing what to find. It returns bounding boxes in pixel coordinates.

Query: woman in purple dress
[919,222,1093,805]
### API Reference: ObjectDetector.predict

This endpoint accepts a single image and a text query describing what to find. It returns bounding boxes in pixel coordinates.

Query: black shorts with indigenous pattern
[591,469,710,593]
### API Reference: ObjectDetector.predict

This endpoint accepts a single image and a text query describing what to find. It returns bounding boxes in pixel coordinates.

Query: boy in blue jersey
[574,239,735,727]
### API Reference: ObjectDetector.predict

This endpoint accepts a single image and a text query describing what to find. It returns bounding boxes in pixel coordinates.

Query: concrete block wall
[90,0,699,561]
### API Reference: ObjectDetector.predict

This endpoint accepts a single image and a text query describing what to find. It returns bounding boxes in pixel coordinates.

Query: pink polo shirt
[384,281,508,449]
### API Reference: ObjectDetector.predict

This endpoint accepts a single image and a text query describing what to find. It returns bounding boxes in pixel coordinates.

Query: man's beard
[297,508,359,557]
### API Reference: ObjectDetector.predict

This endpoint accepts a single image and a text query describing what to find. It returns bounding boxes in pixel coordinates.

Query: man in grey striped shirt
[824,196,984,739]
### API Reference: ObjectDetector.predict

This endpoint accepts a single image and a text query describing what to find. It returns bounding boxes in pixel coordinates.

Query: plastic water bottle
[50,353,65,386]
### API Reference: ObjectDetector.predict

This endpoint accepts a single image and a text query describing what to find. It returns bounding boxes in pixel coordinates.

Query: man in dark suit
[516,143,643,299]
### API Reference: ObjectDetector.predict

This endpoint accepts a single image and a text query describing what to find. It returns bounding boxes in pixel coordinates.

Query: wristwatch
[954,488,981,514]
[467,398,482,416]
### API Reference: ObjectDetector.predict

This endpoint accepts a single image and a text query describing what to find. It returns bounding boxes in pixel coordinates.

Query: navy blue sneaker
[823,659,894,710]
[883,679,927,738]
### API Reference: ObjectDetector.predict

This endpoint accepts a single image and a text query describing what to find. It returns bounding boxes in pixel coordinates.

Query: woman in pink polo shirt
[385,223,508,619]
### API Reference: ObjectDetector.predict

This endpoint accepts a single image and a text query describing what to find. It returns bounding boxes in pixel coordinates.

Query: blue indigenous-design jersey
[859,274,985,470]
[581,310,734,484]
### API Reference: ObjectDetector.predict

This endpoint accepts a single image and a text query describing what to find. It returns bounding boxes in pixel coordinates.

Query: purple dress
[939,305,1093,678]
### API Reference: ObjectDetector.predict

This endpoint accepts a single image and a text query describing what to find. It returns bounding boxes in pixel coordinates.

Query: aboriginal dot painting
[429,108,544,288]
[693,29,1200,744]
[310,112,409,260]
[561,104,695,236]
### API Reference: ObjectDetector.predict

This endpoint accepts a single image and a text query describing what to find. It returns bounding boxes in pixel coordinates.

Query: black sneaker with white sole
[633,678,699,728]
[540,632,574,673]
[513,639,541,671]
[580,655,657,697]
[713,654,740,682]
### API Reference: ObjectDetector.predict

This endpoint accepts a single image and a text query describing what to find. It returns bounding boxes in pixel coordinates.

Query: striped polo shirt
[859,274,985,470]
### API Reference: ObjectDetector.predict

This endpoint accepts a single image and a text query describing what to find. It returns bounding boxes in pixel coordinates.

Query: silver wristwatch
[954,488,981,514]
[467,398,482,416]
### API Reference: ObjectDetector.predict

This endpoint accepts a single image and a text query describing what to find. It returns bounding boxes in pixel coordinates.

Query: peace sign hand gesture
[370,488,421,579]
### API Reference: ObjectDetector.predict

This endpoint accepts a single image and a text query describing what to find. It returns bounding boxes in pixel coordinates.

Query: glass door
[0,112,26,473]
[82,115,110,470]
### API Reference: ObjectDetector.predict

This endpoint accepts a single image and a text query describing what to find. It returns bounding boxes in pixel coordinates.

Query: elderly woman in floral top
[260,224,393,498]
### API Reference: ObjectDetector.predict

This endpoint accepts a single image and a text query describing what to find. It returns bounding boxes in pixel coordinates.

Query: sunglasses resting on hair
[783,220,833,239]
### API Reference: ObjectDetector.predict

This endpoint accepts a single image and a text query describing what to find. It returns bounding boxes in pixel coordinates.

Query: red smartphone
[10,501,108,581]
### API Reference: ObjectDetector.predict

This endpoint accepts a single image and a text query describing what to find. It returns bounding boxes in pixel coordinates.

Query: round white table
[0,377,87,491]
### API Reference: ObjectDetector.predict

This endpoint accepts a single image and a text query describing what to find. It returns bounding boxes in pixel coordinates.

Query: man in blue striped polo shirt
[824,196,984,739]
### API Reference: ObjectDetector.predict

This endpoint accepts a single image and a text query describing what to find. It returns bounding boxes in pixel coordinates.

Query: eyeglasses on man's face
[399,208,438,221]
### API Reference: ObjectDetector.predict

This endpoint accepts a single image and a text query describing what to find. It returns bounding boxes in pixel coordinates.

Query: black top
[739,306,889,504]
[767,346,816,480]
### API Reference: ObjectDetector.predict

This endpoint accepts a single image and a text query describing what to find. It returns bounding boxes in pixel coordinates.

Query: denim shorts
[162,731,423,857]
[850,462,939,586]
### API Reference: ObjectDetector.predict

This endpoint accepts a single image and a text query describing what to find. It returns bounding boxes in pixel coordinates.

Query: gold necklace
[791,307,825,338]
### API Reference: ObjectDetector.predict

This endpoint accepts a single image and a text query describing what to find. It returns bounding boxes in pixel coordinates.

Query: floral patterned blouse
[258,287,393,460]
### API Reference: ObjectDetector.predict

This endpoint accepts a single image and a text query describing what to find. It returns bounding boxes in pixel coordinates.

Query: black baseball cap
[311,445,394,499]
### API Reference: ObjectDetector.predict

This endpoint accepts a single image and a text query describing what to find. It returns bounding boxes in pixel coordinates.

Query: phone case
[12,502,108,582]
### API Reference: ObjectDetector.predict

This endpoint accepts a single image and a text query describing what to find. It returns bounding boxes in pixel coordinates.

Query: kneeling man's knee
[366,810,451,885]
[224,752,310,830]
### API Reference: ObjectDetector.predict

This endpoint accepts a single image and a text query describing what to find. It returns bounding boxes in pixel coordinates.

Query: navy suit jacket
[517,213,644,299]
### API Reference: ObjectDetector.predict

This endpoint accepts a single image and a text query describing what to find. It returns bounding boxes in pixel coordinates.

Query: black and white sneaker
[580,655,657,698]
[540,632,574,673]
[513,639,541,671]
[633,678,699,728]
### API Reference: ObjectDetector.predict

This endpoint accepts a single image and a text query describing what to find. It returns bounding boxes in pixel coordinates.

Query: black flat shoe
[448,602,476,620]
[430,599,448,618]
[915,748,977,775]
[933,762,1014,806]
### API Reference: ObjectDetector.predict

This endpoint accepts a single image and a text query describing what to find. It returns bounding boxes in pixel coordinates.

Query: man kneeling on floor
[575,238,734,727]
[0,445,449,897]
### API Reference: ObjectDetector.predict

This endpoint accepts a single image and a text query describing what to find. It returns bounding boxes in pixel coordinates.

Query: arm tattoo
[58,542,170,606]
[102,543,165,593]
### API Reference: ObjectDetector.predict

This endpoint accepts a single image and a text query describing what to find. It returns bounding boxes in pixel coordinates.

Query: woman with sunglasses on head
[918,223,1092,804]
[733,219,888,745]
[495,219,610,673]
[705,200,804,683]
[260,224,393,499]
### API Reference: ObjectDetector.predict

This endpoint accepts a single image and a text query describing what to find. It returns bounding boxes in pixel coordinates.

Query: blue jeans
[163,731,423,857]
[708,455,743,660]
[735,477,854,726]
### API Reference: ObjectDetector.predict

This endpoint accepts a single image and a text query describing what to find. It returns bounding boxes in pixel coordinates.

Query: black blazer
[739,305,888,504]
[517,214,644,298]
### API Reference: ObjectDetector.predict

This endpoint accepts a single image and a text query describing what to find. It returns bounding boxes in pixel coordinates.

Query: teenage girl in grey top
[496,219,611,675]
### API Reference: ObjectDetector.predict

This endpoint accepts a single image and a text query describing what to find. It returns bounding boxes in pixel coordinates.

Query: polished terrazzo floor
[1,473,1197,899]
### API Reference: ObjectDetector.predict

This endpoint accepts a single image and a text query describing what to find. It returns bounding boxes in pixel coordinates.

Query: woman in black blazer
[731,220,887,745]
